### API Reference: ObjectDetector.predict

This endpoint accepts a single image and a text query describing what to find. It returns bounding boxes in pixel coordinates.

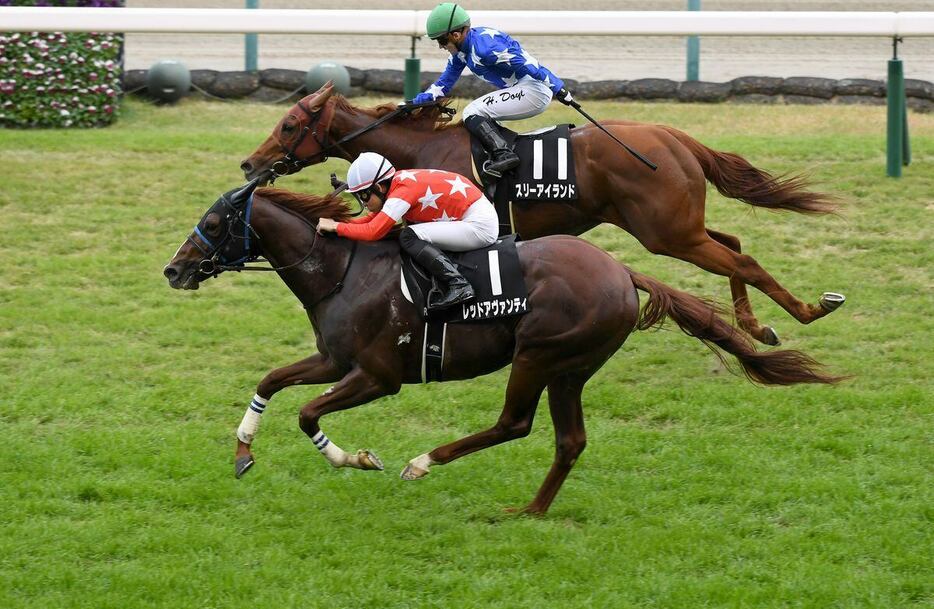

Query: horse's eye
[281,122,295,134]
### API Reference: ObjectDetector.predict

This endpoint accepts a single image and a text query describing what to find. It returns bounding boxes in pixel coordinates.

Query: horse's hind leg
[672,235,844,331]
[401,358,549,482]
[706,229,781,346]
[235,353,342,478]
[521,373,589,515]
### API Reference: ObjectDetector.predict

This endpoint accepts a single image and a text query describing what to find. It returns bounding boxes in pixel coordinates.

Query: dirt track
[125,1,934,83]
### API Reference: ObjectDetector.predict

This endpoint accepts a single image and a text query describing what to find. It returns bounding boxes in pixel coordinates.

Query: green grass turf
[0,98,931,609]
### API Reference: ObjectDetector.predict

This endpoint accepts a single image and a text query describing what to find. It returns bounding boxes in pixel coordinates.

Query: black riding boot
[464,115,519,177]
[400,228,475,310]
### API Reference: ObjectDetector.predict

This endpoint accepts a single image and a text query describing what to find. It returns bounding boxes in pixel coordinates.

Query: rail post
[245,0,258,72]
[686,0,701,81]
[404,35,421,101]
[886,37,907,177]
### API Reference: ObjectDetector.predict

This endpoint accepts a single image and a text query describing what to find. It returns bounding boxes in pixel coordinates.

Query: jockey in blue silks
[411,2,575,176]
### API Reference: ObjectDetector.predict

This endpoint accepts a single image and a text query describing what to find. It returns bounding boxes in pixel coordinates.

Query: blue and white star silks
[423,83,446,101]
[492,48,515,65]
[412,27,564,104]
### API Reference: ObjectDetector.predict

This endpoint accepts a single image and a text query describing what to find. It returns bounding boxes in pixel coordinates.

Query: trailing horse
[240,84,846,347]
[163,181,843,515]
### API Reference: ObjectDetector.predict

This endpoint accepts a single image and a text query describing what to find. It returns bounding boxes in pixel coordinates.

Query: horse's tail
[629,270,844,386]
[660,126,839,215]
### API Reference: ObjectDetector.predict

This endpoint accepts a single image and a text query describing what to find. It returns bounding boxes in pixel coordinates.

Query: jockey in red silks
[316,152,498,310]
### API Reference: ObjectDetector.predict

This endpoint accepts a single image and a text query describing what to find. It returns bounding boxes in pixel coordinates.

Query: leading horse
[240,84,846,347]
[163,181,842,515]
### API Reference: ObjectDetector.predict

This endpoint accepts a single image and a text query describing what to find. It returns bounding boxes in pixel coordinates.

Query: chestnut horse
[163,181,841,515]
[241,84,846,347]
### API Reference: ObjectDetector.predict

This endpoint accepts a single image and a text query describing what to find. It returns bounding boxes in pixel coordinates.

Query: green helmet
[426,3,470,40]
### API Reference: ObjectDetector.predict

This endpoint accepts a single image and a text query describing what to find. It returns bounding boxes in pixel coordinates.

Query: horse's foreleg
[401,358,547,482]
[520,373,589,516]
[297,366,392,471]
[235,353,343,478]
[706,229,781,346]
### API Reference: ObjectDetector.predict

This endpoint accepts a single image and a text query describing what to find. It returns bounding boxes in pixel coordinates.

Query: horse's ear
[308,81,333,96]
[308,81,335,110]
[228,177,260,208]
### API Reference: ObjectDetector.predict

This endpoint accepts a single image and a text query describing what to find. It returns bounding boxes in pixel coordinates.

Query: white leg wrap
[409,453,434,472]
[236,394,267,444]
[312,431,350,468]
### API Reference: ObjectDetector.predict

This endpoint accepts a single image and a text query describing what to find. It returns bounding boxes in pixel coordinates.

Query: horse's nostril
[240,160,253,174]
[163,266,179,281]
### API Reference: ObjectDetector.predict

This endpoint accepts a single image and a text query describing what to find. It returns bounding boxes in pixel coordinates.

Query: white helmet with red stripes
[346,152,396,193]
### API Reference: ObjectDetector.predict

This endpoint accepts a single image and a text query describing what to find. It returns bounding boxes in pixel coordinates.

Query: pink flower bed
[1,1,124,128]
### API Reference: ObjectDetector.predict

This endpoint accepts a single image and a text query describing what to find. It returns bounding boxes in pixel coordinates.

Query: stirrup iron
[482,160,503,178]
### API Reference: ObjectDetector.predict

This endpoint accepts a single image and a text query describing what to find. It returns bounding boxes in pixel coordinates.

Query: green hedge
[1,1,124,128]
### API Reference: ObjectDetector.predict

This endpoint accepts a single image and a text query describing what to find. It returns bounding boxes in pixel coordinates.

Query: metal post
[245,0,258,72]
[902,94,911,167]
[686,0,700,81]
[886,37,904,177]
[404,36,421,101]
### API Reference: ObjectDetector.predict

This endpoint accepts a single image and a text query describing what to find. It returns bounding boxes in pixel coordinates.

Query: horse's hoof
[400,463,429,481]
[761,326,781,346]
[819,292,846,312]
[235,455,255,479]
[356,449,384,471]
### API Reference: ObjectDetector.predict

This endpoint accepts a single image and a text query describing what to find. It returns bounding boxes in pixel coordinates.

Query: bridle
[186,192,263,275]
[270,100,335,179]
[186,188,357,309]
[269,98,455,181]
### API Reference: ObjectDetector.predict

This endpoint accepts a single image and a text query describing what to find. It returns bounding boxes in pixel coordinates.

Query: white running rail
[2,8,933,37]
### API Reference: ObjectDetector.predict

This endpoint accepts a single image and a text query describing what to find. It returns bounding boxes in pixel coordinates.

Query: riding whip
[564,98,657,172]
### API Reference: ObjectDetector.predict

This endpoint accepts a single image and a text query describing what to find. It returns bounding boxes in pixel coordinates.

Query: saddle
[400,235,530,383]
[400,235,530,324]
[470,124,580,237]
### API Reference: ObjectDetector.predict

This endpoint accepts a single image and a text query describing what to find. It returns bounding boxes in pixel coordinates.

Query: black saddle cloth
[401,235,530,323]
[470,124,579,236]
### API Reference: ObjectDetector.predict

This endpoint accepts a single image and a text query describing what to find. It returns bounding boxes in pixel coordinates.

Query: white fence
[3,6,928,176]
[3,7,934,37]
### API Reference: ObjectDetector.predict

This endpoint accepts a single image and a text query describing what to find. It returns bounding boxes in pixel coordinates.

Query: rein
[271,100,455,179]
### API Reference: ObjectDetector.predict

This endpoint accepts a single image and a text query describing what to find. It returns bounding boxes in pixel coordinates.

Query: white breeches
[409,196,499,252]
[461,76,553,122]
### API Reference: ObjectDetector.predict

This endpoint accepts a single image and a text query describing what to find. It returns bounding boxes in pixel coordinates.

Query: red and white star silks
[336,169,484,242]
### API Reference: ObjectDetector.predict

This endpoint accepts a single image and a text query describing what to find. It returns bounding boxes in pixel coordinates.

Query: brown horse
[240,84,846,347]
[163,181,841,515]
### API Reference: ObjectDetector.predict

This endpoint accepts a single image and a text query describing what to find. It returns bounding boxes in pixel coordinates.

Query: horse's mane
[331,95,457,132]
[255,187,354,223]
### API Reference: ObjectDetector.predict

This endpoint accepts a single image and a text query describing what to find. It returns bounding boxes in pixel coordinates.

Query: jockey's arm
[346,212,377,224]
[507,47,564,95]
[335,197,412,241]
[335,212,397,241]
[411,54,466,104]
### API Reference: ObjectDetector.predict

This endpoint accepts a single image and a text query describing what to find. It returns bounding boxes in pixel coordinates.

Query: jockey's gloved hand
[410,92,435,106]
[556,88,575,106]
